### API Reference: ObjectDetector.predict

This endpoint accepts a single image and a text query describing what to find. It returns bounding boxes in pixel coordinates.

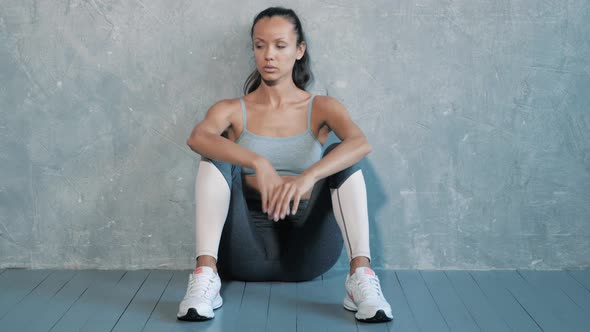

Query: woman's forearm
[303,136,372,182]
[187,132,266,171]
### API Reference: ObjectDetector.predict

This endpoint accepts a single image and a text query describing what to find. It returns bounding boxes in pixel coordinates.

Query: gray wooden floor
[0,268,589,332]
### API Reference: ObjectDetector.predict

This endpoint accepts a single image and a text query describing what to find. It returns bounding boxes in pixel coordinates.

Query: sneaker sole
[357,309,393,323]
[177,296,223,321]
[177,308,213,321]
[343,297,393,323]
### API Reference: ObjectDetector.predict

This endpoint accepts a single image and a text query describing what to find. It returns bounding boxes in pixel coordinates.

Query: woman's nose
[264,49,274,60]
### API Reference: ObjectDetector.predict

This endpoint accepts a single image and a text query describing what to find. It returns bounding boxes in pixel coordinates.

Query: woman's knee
[322,142,363,189]
[200,156,241,188]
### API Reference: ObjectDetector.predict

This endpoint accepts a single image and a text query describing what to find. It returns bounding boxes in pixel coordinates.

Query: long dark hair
[243,7,314,95]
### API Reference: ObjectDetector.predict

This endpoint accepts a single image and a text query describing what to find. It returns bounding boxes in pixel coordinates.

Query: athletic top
[236,94,323,176]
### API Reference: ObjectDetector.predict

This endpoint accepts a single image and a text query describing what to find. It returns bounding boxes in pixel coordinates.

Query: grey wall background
[1,0,589,270]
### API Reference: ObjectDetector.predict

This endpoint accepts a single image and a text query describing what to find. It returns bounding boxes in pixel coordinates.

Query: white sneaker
[177,266,223,321]
[343,267,393,322]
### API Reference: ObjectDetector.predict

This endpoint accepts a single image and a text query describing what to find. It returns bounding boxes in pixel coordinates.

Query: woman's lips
[263,66,277,72]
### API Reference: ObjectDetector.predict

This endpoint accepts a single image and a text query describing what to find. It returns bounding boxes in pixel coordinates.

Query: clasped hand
[255,161,315,222]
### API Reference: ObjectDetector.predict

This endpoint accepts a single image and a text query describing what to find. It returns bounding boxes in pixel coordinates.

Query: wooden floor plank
[518,270,589,331]
[470,271,542,332]
[295,276,325,332]
[23,271,104,332]
[379,270,419,332]
[142,270,199,332]
[265,281,298,332]
[557,271,590,313]
[498,270,587,332]
[420,270,480,332]
[111,270,174,332]
[0,269,52,318]
[296,274,359,332]
[80,270,150,332]
[396,270,450,332]
[489,270,569,332]
[47,270,125,332]
[236,281,272,332]
[0,270,76,329]
[568,270,590,292]
[444,271,511,332]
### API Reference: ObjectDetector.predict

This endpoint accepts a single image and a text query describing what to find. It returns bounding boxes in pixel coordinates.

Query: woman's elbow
[358,136,372,155]
[364,142,373,155]
[186,136,194,147]
[186,134,201,151]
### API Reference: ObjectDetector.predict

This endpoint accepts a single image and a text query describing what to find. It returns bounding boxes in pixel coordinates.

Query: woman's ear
[296,41,307,60]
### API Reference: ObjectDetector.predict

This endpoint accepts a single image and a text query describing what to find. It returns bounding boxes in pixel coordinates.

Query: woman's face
[252,16,306,86]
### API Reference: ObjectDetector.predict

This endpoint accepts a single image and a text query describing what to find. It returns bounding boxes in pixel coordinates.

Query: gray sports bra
[236,94,323,176]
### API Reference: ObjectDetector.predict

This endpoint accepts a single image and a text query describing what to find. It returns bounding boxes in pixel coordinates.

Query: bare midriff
[243,174,313,201]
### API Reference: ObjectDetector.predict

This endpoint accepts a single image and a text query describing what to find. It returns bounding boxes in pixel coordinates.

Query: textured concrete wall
[1,0,589,270]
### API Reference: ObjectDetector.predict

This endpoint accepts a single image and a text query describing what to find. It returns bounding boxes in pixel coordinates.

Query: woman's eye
[277,45,286,49]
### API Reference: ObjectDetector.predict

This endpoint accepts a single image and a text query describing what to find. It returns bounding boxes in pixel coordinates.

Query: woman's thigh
[220,181,343,281]
[218,177,343,282]
[278,178,343,280]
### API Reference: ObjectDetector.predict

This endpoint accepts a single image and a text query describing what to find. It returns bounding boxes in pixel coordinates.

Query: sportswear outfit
[178,94,393,322]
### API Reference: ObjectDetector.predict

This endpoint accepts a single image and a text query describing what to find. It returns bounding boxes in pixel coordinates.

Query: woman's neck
[253,80,306,108]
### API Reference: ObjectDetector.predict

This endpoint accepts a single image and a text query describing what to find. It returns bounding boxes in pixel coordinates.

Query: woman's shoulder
[206,97,243,114]
[210,97,243,108]
[312,94,349,114]
[200,98,245,126]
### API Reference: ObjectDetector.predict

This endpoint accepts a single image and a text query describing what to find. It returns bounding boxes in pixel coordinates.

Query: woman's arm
[187,99,283,212]
[302,96,372,182]
[186,99,269,171]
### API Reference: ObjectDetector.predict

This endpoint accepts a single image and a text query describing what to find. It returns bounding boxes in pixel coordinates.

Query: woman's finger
[274,184,291,220]
[268,184,282,218]
[280,186,296,218]
[291,193,301,215]
[261,188,268,213]
[275,183,290,217]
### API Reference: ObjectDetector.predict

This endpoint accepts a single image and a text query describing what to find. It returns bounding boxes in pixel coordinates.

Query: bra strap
[307,94,316,130]
[239,97,247,131]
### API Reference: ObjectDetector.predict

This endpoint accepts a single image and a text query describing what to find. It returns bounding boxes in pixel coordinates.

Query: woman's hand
[253,158,284,214]
[267,174,316,222]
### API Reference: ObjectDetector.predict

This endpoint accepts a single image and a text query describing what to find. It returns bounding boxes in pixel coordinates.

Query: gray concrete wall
[1,0,589,270]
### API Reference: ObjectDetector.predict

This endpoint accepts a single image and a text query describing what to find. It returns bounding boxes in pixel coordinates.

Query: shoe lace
[356,275,384,300]
[188,273,217,300]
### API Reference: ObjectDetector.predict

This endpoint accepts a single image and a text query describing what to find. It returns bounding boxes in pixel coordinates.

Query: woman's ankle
[349,256,371,275]
[196,255,218,273]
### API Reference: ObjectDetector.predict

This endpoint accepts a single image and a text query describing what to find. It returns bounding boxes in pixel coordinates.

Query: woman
[178,7,393,323]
